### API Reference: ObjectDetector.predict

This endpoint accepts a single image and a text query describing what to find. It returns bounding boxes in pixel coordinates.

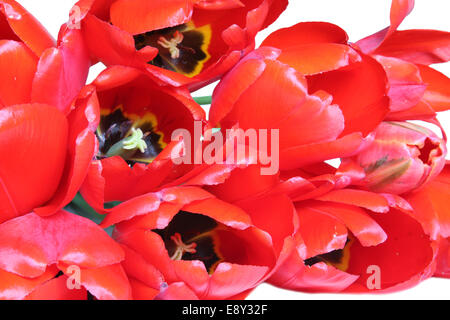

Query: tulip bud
[339,121,447,194]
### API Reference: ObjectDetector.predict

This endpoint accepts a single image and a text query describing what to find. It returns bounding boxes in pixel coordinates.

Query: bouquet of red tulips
[0,0,449,300]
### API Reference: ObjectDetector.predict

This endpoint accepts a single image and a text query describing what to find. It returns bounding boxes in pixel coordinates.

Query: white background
[17,0,450,300]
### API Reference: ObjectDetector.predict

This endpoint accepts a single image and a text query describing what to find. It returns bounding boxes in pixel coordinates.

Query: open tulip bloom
[0,0,449,300]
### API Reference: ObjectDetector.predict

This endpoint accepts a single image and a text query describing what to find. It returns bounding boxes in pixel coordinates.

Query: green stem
[193,96,212,105]
[105,140,126,158]
[71,193,91,212]
[66,193,120,236]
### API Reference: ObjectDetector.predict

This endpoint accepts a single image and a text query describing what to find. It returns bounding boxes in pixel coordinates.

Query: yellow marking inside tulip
[161,23,212,78]
[305,236,354,272]
[98,105,167,162]
[328,237,354,272]
[134,22,212,78]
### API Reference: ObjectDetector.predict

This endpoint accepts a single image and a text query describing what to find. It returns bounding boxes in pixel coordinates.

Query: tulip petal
[268,249,358,293]
[261,21,349,49]
[261,0,288,30]
[0,6,20,41]
[25,275,88,300]
[280,132,371,170]
[31,29,90,114]
[307,54,389,136]
[128,278,160,300]
[110,0,193,35]
[120,244,165,290]
[237,194,297,254]
[101,193,163,228]
[374,30,450,65]
[206,165,280,203]
[357,0,414,53]
[0,104,67,220]
[194,0,245,10]
[208,263,268,299]
[59,263,132,300]
[299,201,387,247]
[102,186,214,228]
[386,100,436,121]
[0,265,58,300]
[345,209,434,292]
[316,189,390,213]
[156,282,199,300]
[172,260,209,297]
[296,204,348,258]
[82,156,175,214]
[209,56,267,126]
[0,40,38,106]
[275,91,344,150]
[0,0,55,56]
[191,0,274,72]
[34,90,99,217]
[277,43,362,76]
[388,0,415,35]
[220,55,299,128]
[119,229,193,288]
[82,14,157,67]
[182,197,252,230]
[187,50,242,91]
[417,64,450,112]
[406,165,450,239]
[435,238,450,278]
[0,211,124,278]
[79,159,107,214]
[374,55,426,113]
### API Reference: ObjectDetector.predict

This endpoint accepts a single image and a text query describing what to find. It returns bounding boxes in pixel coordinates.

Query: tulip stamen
[170,233,197,261]
[157,31,184,59]
[104,128,148,157]
[122,128,148,153]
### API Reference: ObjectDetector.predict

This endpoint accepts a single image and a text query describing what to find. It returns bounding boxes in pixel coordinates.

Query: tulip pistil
[170,233,197,261]
[157,31,184,59]
[154,212,224,274]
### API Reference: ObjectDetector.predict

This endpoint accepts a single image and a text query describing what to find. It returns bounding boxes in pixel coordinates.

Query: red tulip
[0,3,94,222]
[0,210,131,300]
[209,24,386,171]
[78,65,209,213]
[100,180,296,299]
[338,121,446,195]
[267,176,436,293]
[73,0,287,90]
[356,0,450,120]
[264,158,447,292]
